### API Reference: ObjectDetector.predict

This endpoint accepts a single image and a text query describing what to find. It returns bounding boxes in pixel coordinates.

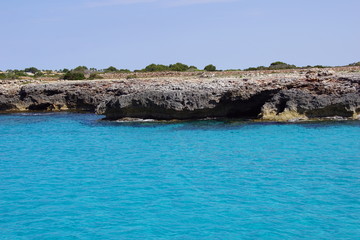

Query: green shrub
[118,69,131,73]
[24,67,40,74]
[34,72,44,78]
[0,73,19,79]
[0,73,7,79]
[72,66,88,73]
[204,64,216,71]
[169,62,189,71]
[103,67,131,73]
[88,73,103,80]
[187,67,198,72]
[313,65,327,68]
[244,62,297,71]
[244,66,267,71]
[140,63,199,72]
[104,66,118,72]
[144,64,170,72]
[302,65,328,69]
[268,61,297,69]
[188,66,198,71]
[62,72,86,80]
[7,70,27,77]
[349,62,360,66]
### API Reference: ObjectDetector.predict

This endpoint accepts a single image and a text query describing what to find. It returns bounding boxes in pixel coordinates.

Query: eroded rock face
[96,89,278,120]
[96,71,360,121]
[260,90,360,121]
[2,80,119,112]
[1,69,360,121]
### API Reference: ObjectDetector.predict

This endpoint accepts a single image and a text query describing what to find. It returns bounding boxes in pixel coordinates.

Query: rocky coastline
[1,68,359,121]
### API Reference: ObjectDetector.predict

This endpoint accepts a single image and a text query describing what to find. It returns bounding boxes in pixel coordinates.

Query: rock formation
[1,69,359,121]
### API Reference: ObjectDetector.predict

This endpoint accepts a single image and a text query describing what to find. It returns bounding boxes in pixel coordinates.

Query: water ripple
[0,113,359,239]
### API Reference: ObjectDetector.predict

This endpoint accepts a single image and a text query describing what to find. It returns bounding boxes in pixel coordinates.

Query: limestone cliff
[1,69,359,121]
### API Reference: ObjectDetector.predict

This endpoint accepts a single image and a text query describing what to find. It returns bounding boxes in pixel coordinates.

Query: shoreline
[1,68,359,121]
[1,111,359,124]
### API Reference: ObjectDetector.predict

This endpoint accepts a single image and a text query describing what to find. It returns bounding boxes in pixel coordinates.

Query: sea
[0,113,359,239]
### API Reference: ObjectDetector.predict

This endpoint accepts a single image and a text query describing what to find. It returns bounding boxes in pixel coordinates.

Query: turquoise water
[0,113,359,240]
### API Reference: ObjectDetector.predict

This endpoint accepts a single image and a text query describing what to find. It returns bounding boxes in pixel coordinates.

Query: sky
[0,0,359,70]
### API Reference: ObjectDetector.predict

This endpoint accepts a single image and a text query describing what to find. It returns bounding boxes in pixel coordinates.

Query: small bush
[0,73,7,79]
[313,65,327,68]
[204,64,216,71]
[104,66,118,72]
[118,69,131,73]
[244,62,296,71]
[62,72,86,80]
[0,73,19,79]
[60,68,70,73]
[268,61,297,69]
[72,66,88,73]
[7,70,27,77]
[138,63,199,72]
[244,66,267,71]
[169,62,189,71]
[34,72,44,78]
[188,66,198,71]
[88,73,103,80]
[144,64,169,72]
[349,62,360,66]
[24,67,40,74]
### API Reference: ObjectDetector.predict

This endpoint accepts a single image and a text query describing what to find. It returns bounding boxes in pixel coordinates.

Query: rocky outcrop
[1,69,359,121]
[260,71,360,121]
[261,90,360,121]
[0,80,117,112]
[96,70,360,121]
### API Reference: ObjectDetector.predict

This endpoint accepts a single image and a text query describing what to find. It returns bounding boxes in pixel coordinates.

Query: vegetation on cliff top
[104,66,131,73]
[0,61,358,80]
[244,61,297,71]
[204,64,216,71]
[136,63,198,72]
[63,72,86,80]
[349,61,360,66]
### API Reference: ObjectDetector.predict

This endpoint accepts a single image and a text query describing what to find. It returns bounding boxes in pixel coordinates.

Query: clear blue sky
[1,0,359,70]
